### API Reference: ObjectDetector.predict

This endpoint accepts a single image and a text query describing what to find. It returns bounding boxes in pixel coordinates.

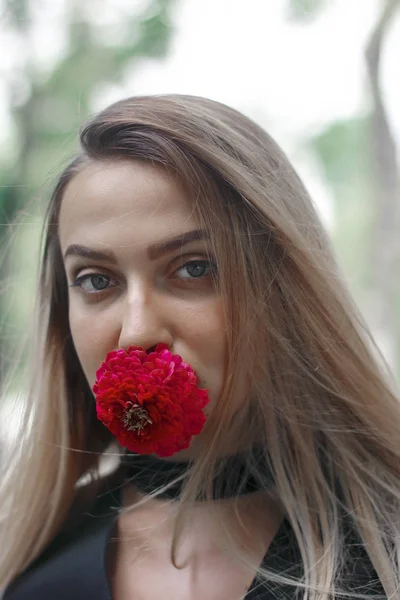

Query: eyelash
[70,259,218,295]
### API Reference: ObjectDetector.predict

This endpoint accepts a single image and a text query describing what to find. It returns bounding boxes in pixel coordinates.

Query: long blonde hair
[1,95,399,598]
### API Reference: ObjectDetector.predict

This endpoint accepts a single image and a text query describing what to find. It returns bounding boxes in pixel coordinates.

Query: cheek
[69,306,119,388]
[182,300,227,402]
[190,301,248,419]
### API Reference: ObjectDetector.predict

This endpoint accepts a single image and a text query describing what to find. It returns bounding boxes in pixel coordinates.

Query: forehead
[58,160,198,250]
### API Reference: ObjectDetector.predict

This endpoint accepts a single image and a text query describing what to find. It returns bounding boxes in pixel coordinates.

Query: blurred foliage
[291,0,400,377]
[307,118,374,289]
[286,0,329,21]
[0,0,174,204]
[310,118,370,185]
[0,0,176,381]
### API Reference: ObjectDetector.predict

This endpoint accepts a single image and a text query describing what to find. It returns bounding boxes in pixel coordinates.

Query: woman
[1,94,399,599]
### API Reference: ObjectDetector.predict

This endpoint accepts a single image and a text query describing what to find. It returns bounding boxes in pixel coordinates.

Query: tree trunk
[364,0,400,374]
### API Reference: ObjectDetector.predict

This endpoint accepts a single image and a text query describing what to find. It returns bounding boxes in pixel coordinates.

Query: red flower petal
[93,344,210,457]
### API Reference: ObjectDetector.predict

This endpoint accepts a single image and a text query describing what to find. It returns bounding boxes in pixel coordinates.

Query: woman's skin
[112,487,283,600]
[59,159,283,599]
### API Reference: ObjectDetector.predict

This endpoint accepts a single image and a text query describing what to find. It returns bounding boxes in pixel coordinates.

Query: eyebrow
[63,229,210,263]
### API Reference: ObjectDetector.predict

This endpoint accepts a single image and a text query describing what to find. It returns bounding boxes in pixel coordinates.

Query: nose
[117,288,173,353]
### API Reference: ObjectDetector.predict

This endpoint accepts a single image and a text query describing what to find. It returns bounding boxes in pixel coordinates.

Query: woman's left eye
[175,260,217,280]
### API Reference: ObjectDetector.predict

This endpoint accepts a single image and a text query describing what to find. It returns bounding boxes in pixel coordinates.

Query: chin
[161,436,205,462]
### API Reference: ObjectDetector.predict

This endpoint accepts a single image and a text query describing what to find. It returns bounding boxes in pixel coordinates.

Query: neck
[120,475,284,567]
[121,448,274,502]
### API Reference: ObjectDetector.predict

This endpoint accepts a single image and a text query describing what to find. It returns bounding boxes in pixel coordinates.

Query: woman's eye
[70,260,217,296]
[175,260,217,280]
[71,273,115,293]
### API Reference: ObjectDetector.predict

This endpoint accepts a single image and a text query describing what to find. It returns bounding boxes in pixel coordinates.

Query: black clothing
[3,481,297,599]
[3,458,385,600]
[4,481,385,599]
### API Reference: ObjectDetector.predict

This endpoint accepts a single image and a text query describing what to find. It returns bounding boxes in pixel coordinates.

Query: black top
[4,482,385,599]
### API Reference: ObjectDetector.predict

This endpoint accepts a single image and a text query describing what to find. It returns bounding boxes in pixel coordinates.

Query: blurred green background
[0,0,399,389]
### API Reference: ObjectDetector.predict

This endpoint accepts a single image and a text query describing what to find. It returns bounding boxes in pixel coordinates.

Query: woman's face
[59,159,227,457]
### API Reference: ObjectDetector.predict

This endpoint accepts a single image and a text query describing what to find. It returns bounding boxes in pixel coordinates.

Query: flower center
[122,402,153,435]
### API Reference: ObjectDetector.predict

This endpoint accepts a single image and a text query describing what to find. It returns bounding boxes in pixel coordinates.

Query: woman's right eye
[70,273,116,294]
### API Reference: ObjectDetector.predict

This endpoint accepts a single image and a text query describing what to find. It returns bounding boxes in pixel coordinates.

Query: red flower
[93,344,210,457]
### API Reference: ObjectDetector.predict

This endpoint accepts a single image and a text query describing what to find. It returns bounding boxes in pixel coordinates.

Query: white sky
[1,0,399,228]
